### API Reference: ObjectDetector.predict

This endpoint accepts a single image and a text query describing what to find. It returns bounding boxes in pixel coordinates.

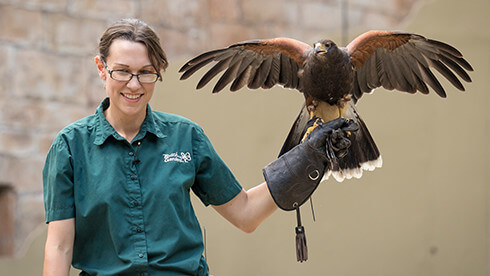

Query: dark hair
[98,18,168,80]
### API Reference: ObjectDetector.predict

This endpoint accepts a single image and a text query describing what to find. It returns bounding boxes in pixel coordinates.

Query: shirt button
[137,227,142,233]
[129,152,134,156]
[138,253,144,258]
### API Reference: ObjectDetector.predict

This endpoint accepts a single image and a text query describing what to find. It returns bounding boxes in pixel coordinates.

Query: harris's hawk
[179,30,473,182]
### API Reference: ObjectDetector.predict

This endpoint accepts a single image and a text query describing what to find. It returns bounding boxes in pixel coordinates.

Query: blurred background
[0,0,488,275]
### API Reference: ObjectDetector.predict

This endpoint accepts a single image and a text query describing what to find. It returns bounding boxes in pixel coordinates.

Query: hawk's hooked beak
[314,43,327,54]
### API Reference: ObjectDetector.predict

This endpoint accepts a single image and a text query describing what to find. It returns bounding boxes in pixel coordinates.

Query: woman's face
[96,39,158,120]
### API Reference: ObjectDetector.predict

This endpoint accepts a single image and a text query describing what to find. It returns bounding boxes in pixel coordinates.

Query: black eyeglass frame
[101,59,161,84]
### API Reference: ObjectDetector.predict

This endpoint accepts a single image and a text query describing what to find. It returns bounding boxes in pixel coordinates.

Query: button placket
[126,143,148,266]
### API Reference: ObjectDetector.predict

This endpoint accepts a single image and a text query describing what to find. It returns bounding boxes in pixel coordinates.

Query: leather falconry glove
[263,117,358,211]
[262,117,358,262]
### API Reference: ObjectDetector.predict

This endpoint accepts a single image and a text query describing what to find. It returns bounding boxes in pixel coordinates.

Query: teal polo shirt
[43,98,242,275]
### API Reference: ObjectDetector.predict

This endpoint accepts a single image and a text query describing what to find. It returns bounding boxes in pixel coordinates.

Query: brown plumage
[179,30,473,182]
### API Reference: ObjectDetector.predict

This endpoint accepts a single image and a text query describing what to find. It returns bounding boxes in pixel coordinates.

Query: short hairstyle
[98,18,168,80]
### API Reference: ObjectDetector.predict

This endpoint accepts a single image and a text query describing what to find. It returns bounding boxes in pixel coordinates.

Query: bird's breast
[301,55,354,105]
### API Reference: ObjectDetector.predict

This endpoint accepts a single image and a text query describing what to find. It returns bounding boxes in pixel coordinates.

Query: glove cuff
[263,143,327,211]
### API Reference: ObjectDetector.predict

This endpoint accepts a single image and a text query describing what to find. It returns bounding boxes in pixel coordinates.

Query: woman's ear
[94,56,107,81]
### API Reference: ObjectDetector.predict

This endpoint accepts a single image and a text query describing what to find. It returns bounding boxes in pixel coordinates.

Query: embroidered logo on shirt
[163,152,192,163]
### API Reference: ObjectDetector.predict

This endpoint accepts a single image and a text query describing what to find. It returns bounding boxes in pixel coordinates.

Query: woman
[43,18,352,275]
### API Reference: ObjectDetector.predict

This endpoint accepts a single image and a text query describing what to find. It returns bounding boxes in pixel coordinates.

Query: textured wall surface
[0,0,423,257]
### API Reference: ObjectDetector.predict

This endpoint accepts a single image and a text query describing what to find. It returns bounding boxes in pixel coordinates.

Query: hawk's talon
[301,115,324,142]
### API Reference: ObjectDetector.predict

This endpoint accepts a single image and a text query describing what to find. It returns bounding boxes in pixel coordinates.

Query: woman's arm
[43,218,75,276]
[212,182,278,233]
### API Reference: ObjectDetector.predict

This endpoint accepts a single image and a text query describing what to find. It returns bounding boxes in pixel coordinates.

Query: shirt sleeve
[43,134,76,223]
[191,127,243,206]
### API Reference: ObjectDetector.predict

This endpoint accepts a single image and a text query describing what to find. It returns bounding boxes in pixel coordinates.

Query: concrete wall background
[0,0,488,275]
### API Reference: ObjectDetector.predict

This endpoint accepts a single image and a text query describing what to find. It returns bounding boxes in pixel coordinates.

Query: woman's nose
[126,75,142,89]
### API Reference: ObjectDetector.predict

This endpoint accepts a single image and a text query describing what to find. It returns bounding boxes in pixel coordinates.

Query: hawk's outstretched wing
[179,38,311,93]
[346,30,473,101]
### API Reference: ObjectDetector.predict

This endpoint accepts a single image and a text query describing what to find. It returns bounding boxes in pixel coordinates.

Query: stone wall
[0,0,423,257]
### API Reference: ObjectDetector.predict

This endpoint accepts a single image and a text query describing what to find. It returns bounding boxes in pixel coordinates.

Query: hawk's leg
[301,101,345,142]
[338,106,344,117]
[336,106,351,136]
[301,101,324,142]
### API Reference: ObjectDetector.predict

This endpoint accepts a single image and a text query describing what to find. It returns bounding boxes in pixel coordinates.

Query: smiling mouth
[122,93,143,100]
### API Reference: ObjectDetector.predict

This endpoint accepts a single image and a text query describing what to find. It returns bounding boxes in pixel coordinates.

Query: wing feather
[401,53,429,94]
[386,51,414,92]
[427,39,462,57]
[356,52,377,92]
[196,55,235,90]
[279,53,292,86]
[230,57,255,91]
[352,76,362,101]
[377,51,395,90]
[429,59,464,91]
[418,62,446,97]
[440,55,472,82]
[346,30,472,100]
[357,66,371,93]
[290,59,300,88]
[179,38,311,93]
[368,51,381,88]
[263,54,281,89]
[179,55,216,81]
[249,55,273,89]
[444,53,473,71]
[179,49,228,75]
[392,53,417,93]
[213,57,242,92]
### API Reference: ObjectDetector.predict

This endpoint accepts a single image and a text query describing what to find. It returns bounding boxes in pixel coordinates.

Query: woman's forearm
[43,219,75,276]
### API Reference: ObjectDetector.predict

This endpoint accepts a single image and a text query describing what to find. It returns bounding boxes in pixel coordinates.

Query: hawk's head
[313,39,337,55]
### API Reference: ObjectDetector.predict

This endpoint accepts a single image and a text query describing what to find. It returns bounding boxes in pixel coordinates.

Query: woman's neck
[104,106,146,143]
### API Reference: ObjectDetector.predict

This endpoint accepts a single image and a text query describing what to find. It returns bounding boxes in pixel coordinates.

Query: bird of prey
[179,30,473,182]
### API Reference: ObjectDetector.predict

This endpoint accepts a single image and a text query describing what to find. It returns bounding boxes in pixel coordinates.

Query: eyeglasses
[102,59,160,84]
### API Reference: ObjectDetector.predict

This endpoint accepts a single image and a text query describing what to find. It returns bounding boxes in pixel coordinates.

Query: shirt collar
[94,98,166,145]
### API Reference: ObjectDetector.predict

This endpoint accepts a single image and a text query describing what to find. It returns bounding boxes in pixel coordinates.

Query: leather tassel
[295,204,308,262]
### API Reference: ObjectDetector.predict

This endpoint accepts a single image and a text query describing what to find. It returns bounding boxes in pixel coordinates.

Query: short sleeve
[191,128,242,206]
[43,134,75,223]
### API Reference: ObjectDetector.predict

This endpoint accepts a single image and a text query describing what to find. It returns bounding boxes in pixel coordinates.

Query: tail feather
[279,101,382,182]
[278,104,309,157]
[328,101,382,182]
